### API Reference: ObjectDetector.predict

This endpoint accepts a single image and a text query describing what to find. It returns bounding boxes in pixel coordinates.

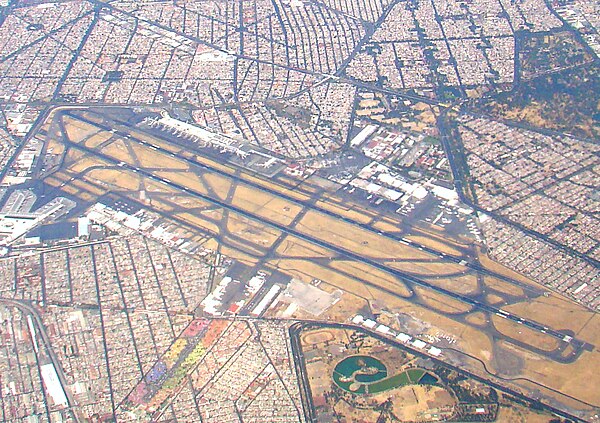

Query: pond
[332,356,439,395]
[332,355,387,393]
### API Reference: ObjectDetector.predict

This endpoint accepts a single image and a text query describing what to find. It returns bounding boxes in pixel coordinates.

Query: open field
[275,235,332,258]
[314,199,375,225]
[486,293,505,306]
[498,340,600,406]
[387,385,455,421]
[226,214,283,249]
[156,171,210,195]
[504,294,597,340]
[231,184,302,226]
[84,132,114,149]
[426,274,480,295]
[386,260,467,276]
[87,168,142,191]
[297,210,433,260]
[484,276,526,297]
[69,156,104,174]
[128,142,189,170]
[491,316,560,352]
[465,311,489,327]
[415,287,474,314]
[329,260,413,298]
[68,178,107,197]
[202,173,232,201]
[177,212,222,236]
[63,116,101,141]
[372,218,403,233]
[46,136,67,158]
[496,403,566,423]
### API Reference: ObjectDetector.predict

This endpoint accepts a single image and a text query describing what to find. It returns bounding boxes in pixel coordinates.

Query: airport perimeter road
[59,136,591,360]
[288,323,317,423]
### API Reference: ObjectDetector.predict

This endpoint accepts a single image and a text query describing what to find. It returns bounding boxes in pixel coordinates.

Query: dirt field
[484,276,525,297]
[69,156,107,174]
[386,260,468,276]
[226,214,282,249]
[329,260,413,298]
[275,236,332,258]
[231,184,302,226]
[424,274,480,295]
[176,213,221,236]
[87,168,141,191]
[302,329,338,346]
[84,132,114,149]
[63,116,101,141]
[496,403,559,423]
[498,340,600,407]
[491,316,560,352]
[465,311,489,327]
[318,291,371,323]
[415,287,474,314]
[128,141,189,170]
[333,399,382,422]
[297,210,433,260]
[155,171,209,195]
[388,385,455,421]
